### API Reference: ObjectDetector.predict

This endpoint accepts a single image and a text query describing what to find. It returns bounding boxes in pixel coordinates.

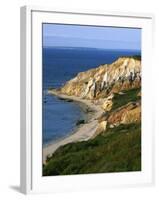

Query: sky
[43,23,141,50]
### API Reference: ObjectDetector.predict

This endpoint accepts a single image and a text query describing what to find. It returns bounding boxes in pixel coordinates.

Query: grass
[111,88,141,111]
[43,123,141,176]
[43,87,141,176]
[121,55,141,61]
[131,55,141,60]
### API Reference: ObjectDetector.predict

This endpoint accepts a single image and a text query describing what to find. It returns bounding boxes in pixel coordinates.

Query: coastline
[42,89,104,164]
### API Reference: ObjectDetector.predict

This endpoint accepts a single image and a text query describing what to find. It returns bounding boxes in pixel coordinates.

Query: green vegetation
[112,88,141,111]
[43,123,141,176]
[121,55,141,60]
[132,55,141,60]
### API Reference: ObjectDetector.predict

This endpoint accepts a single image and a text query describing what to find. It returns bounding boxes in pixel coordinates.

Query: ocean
[42,47,140,145]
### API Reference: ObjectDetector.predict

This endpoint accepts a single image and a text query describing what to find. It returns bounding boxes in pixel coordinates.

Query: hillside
[43,123,141,175]
[43,56,141,175]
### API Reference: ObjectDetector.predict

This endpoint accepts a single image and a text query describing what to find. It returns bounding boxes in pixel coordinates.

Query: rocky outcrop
[60,57,141,100]
[97,101,141,129]
[121,104,141,124]
[101,93,114,111]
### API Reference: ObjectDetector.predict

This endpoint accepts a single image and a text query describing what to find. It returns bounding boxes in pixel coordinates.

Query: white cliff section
[82,78,94,98]
[88,58,140,98]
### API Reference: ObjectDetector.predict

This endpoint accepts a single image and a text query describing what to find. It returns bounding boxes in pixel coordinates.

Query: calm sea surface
[42,47,140,145]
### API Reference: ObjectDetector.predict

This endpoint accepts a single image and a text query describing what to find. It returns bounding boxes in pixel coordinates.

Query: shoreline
[42,89,104,164]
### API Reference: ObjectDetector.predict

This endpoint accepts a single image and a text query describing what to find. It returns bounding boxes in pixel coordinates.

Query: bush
[43,123,141,176]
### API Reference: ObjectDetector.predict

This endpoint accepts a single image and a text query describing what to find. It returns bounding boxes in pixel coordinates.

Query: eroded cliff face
[50,56,141,137]
[60,57,141,100]
[99,101,141,125]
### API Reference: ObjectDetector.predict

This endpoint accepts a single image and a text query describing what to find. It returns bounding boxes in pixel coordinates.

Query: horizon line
[42,46,141,51]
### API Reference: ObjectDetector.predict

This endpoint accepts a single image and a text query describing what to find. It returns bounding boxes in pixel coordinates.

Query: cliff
[59,56,141,99]
[44,56,142,175]
[50,56,141,137]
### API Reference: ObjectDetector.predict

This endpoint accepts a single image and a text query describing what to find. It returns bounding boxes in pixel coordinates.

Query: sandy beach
[42,90,104,164]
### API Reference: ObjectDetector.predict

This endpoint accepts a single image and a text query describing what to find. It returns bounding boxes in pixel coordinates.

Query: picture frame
[20,5,154,194]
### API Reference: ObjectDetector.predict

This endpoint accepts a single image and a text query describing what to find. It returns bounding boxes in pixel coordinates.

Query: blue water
[42,47,140,145]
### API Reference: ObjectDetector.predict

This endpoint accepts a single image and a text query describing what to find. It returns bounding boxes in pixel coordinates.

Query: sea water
[42,47,140,145]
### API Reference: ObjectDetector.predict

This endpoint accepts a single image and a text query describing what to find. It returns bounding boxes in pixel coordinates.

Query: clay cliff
[50,56,141,137]
[60,56,141,99]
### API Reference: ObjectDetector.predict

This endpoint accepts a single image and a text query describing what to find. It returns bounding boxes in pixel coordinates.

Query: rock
[118,92,125,95]
[66,99,73,102]
[58,97,73,102]
[107,102,141,127]
[102,93,114,111]
[121,106,141,124]
[102,99,113,111]
[109,124,114,128]
[76,119,85,126]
